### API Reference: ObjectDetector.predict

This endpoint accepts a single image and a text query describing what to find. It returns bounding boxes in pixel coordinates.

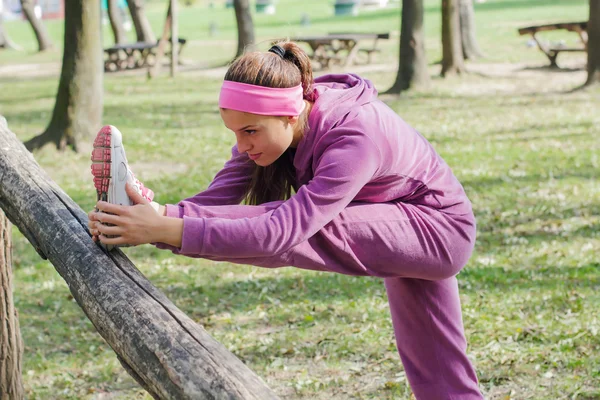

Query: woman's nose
[236,135,252,153]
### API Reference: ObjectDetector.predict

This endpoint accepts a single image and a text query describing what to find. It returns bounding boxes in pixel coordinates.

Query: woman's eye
[246,130,256,135]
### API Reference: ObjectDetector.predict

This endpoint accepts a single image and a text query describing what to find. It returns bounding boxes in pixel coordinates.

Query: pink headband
[219,81,305,116]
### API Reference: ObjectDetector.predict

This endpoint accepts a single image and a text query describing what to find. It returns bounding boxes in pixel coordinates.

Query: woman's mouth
[248,153,262,161]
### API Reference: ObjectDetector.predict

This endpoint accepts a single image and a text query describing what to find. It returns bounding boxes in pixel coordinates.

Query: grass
[0,0,591,66]
[1,0,599,399]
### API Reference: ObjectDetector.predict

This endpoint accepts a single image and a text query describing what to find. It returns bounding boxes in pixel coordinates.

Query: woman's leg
[385,277,482,399]
[164,200,475,280]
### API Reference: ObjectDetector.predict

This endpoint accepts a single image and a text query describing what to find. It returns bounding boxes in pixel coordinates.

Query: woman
[89,41,483,399]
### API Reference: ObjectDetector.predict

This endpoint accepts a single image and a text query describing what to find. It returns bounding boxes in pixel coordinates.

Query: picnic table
[518,21,587,68]
[291,32,390,69]
[104,38,187,72]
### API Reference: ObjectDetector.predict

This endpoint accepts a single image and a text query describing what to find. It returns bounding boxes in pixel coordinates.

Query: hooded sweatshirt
[161,74,473,258]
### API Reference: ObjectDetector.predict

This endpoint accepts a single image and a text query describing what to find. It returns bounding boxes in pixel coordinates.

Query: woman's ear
[287,115,300,125]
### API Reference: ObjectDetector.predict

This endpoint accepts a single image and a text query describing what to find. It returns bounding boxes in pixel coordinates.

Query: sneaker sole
[91,125,113,203]
[91,125,119,250]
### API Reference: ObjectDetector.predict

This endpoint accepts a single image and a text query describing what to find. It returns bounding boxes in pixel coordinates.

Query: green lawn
[0,0,591,66]
[1,0,599,399]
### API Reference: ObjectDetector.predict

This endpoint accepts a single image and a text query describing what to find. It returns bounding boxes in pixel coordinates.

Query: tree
[441,0,465,76]
[234,0,255,57]
[107,0,127,45]
[386,0,430,94]
[127,0,155,43]
[20,0,53,51]
[1,118,279,399]
[0,208,24,400]
[0,0,20,50]
[459,0,483,59]
[586,0,600,85]
[24,0,103,152]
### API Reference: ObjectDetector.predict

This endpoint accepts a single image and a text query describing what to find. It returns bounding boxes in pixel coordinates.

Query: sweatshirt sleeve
[177,126,381,257]
[164,145,254,218]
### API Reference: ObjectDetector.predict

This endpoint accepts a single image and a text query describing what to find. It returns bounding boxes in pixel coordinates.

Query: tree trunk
[127,0,155,43]
[107,0,127,45]
[0,117,280,400]
[0,0,20,50]
[0,208,24,400]
[148,3,172,78]
[459,0,483,59]
[441,0,465,76]
[586,0,600,85]
[19,0,53,51]
[170,0,178,77]
[24,0,103,153]
[386,0,430,94]
[234,0,255,57]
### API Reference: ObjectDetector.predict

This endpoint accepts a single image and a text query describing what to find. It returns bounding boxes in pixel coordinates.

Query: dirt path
[0,56,588,92]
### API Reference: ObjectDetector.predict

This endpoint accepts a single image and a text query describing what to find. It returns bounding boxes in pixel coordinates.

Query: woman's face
[220,108,300,167]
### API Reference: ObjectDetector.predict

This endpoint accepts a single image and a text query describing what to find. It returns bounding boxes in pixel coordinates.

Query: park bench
[292,32,390,69]
[330,32,391,64]
[518,21,587,68]
[104,37,187,72]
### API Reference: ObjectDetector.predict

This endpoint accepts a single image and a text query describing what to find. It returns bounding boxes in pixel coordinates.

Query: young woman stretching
[89,41,483,399]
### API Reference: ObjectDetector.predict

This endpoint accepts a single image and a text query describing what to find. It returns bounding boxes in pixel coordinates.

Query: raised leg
[162,200,476,280]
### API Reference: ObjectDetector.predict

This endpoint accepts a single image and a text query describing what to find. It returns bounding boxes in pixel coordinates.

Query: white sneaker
[91,125,154,249]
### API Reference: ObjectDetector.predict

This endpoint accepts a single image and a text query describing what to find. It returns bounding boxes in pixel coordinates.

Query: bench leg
[548,51,559,68]
[344,41,360,67]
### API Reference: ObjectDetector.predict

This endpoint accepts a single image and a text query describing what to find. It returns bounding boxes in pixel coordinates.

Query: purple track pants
[159,200,483,399]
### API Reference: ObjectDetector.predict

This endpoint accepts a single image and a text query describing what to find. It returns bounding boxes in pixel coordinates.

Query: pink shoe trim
[90,125,112,197]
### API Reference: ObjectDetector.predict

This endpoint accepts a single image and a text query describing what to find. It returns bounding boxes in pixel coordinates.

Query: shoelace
[131,174,154,202]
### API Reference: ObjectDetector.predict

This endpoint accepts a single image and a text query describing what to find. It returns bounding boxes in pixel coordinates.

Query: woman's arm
[163,145,254,218]
[176,126,382,257]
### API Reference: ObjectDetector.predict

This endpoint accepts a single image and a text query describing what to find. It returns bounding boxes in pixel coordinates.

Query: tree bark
[148,3,172,79]
[19,0,53,51]
[0,0,20,50]
[24,0,103,153]
[459,0,483,59]
[386,0,430,94]
[127,0,156,43]
[107,0,127,45]
[234,0,255,57]
[586,0,600,85]
[170,0,178,77]
[441,0,465,76]
[0,117,280,400]
[0,208,24,400]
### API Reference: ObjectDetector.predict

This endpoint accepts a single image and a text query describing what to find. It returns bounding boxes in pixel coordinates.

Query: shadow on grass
[519,65,586,73]
[0,100,222,136]
[462,166,598,191]
[478,120,595,138]
[143,257,600,324]
[459,262,599,292]
[428,123,596,146]
[0,90,57,105]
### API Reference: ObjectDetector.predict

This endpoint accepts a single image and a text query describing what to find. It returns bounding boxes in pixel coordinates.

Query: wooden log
[0,116,279,400]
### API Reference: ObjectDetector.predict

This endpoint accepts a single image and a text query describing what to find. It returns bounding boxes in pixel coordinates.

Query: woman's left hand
[93,183,163,246]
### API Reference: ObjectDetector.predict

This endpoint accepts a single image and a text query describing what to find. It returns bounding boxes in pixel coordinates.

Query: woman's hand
[91,183,164,246]
[88,210,101,242]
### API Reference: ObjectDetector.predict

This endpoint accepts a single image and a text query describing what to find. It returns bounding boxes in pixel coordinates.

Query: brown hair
[224,40,314,205]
